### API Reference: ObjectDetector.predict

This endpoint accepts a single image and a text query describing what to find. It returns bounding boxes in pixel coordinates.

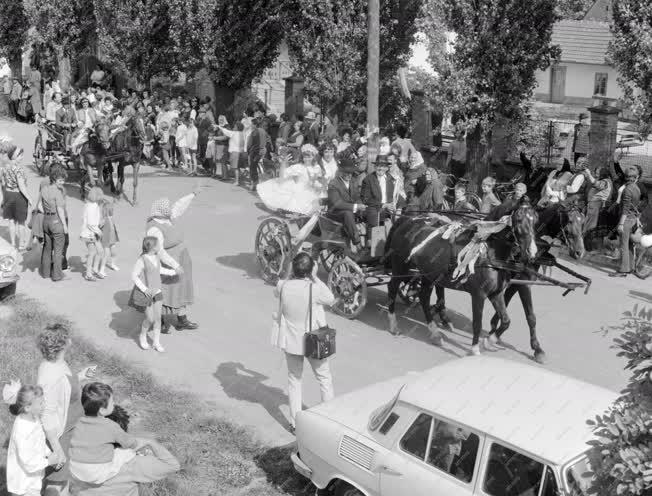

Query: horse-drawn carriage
[33,115,77,176]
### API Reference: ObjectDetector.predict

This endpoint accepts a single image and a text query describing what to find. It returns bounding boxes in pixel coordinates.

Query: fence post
[547,121,554,166]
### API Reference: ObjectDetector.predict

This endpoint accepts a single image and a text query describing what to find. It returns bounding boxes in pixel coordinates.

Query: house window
[594,73,608,96]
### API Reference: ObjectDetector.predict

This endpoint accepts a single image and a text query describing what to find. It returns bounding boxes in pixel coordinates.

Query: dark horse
[79,118,144,204]
[385,199,539,357]
[486,202,586,363]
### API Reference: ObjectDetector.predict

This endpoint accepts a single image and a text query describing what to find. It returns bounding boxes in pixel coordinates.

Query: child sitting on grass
[480,176,501,214]
[69,382,145,485]
[5,383,58,496]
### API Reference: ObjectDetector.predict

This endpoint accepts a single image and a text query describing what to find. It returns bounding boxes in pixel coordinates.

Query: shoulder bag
[304,283,336,360]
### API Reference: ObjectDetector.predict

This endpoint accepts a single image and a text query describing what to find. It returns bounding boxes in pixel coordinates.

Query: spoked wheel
[328,258,367,319]
[634,246,652,280]
[33,135,45,175]
[398,276,421,305]
[255,217,292,285]
[319,247,345,273]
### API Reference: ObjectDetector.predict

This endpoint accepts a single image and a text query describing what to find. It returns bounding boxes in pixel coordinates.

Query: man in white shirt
[361,157,396,228]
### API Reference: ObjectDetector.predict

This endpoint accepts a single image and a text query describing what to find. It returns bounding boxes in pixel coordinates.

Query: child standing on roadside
[80,187,104,281]
[175,117,187,169]
[5,383,57,496]
[129,236,180,352]
[186,118,199,176]
[98,196,120,276]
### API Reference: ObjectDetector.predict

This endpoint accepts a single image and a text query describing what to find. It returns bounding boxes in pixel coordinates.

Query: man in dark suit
[327,156,366,253]
[246,116,267,191]
[55,96,78,151]
[361,157,395,228]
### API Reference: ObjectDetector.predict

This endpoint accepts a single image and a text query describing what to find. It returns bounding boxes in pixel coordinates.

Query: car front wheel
[0,282,17,301]
[334,481,365,496]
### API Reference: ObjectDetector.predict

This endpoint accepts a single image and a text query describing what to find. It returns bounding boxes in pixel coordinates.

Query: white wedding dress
[257,162,327,215]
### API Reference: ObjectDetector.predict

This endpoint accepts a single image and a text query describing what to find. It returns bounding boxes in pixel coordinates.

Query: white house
[251,40,292,116]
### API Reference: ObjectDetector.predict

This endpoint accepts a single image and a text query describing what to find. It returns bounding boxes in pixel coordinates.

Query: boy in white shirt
[175,118,188,169]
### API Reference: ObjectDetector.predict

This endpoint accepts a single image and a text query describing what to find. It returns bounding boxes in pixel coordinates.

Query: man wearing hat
[55,95,78,151]
[77,97,97,129]
[564,156,588,208]
[327,154,366,254]
[361,156,395,229]
[572,113,590,165]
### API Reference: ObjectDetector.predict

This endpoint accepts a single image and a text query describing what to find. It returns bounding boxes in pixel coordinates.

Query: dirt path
[0,120,642,446]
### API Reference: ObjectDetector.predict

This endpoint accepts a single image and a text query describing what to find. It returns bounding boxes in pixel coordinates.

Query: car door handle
[380,465,403,476]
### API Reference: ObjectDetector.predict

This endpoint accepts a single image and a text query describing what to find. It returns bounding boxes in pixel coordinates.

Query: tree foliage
[556,0,595,20]
[587,305,652,496]
[283,0,422,125]
[0,0,30,77]
[93,0,177,84]
[610,0,652,138]
[167,0,286,89]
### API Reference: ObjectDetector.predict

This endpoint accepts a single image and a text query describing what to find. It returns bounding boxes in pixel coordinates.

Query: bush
[586,305,652,496]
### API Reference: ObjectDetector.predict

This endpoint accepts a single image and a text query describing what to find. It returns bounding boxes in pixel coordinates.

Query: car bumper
[291,452,313,479]
[0,274,19,288]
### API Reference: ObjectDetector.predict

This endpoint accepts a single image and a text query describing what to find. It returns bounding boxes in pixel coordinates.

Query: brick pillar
[588,104,619,172]
[411,89,430,150]
[284,76,304,120]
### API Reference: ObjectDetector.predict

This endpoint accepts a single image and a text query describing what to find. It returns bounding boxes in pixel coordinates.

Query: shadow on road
[215,253,262,280]
[254,443,315,496]
[214,362,295,434]
[109,290,141,347]
[629,290,652,305]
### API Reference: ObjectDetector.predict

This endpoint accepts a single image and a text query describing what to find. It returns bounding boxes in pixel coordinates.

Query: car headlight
[0,255,16,272]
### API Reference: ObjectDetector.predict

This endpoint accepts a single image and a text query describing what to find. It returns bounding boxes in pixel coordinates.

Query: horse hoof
[438,319,452,332]
[533,351,546,364]
[430,332,443,346]
[388,313,398,336]
[488,334,506,348]
[470,345,481,356]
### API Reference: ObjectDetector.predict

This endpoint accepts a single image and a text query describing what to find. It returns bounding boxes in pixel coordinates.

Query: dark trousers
[365,206,390,228]
[40,215,65,281]
[618,216,637,273]
[450,159,466,180]
[329,210,360,245]
[248,153,260,184]
[169,136,177,164]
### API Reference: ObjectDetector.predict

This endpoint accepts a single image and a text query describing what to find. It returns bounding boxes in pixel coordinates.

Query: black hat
[338,156,357,174]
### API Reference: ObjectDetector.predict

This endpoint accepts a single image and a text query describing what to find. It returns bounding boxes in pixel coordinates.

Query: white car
[292,356,618,496]
[0,235,18,300]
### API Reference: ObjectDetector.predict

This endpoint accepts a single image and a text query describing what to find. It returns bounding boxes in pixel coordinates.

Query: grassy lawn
[0,296,314,496]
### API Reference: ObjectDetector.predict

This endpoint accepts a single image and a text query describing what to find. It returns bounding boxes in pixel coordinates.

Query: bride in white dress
[257,144,327,215]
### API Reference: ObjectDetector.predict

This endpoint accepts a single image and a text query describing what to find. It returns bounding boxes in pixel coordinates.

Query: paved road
[0,120,644,446]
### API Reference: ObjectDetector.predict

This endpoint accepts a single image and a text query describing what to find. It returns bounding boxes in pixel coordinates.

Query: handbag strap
[308,281,313,334]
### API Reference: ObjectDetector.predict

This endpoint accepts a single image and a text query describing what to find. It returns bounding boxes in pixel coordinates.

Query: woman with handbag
[272,253,335,433]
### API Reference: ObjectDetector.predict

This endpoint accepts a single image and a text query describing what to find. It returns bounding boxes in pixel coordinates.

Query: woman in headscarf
[145,186,202,332]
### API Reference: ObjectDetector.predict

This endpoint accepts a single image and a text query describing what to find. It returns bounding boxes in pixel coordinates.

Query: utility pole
[367,0,380,165]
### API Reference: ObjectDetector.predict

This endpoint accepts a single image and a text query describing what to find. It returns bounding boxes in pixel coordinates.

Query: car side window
[426,418,479,483]
[541,466,560,496]
[399,413,432,460]
[483,443,544,496]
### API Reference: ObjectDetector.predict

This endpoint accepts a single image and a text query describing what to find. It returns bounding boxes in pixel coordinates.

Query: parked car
[0,235,18,300]
[292,356,618,496]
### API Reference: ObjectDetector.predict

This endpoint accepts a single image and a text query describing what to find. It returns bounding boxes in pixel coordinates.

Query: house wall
[534,62,623,104]
[252,40,292,116]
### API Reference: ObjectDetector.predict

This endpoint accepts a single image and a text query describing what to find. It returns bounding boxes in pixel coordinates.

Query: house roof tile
[552,20,612,65]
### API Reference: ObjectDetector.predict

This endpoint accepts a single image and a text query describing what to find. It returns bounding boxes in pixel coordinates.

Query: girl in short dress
[80,187,104,281]
[129,236,180,353]
[98,196,120,277]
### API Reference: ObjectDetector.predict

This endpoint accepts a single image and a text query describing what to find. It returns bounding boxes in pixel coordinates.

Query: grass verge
[0,296,313,496]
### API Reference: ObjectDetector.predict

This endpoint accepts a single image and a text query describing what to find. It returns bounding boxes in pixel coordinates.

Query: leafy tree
[0,0,30,80]
[284,0,422,126]
[24,0,96,90]
[610,0,652,138]
[167,0,286,117]
[587,305,652,496]
[420,0,560,190]
[556,0,594,19]
[93,0,177,86]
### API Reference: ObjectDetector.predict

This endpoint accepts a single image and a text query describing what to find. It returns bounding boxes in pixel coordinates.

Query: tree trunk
[9,54,23,82]
[467,124,490,195]
[57,49,72,92]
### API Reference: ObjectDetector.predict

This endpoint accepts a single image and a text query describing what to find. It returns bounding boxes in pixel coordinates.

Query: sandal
[84,274,96,281]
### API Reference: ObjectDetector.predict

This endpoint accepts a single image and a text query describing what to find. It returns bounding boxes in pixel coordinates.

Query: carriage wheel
[319,247,345,273]
[634,246,652,280]
[398,277,421,305]
[33,135,45,175]
[255,217,292,285]
[328,258,367,319]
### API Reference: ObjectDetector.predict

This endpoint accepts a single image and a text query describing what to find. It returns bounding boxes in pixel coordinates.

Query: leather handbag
[305,283,336,360]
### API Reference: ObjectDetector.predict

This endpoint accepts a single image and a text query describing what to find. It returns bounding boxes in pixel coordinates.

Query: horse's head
[511,197,539,263]
[562,204,586,260]
[94,120,111,150]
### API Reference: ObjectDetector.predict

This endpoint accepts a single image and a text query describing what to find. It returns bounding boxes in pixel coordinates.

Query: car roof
[399,356,619,466]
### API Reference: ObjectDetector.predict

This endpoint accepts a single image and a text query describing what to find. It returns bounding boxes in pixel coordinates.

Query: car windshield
[565,455,593,496]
